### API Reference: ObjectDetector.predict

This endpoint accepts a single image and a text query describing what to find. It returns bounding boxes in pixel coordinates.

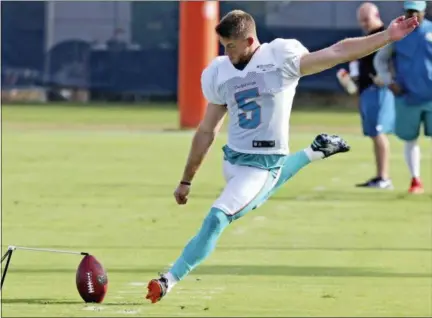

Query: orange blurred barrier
[178,1,219,129]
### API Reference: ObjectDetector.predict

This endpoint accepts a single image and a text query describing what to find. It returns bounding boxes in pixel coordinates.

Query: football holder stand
[1,245,89,290]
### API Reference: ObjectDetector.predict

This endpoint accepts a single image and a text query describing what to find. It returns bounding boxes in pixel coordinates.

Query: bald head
[357,2,379,16]
[357,2,383,33]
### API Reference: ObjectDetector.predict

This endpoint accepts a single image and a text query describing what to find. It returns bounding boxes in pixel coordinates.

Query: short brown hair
[215,10,256,39]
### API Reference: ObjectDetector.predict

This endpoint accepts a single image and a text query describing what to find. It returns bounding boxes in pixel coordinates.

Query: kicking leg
[269,133,350,196]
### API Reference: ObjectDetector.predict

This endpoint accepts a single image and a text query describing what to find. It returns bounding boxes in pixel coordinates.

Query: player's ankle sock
[404,141,420,178]
[304,147,325,161]
[163,272,178,292]
[274,150,313,187]
[169,208,230,282]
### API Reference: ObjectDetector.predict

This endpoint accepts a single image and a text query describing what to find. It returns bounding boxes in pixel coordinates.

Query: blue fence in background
[2,1,415,99]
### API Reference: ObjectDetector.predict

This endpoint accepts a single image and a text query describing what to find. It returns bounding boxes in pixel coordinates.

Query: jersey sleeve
[271,38,309,78]
[201,62,225,105]
[373,44,394,86]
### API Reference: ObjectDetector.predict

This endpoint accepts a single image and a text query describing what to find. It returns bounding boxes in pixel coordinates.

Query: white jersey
[201,38,309,155]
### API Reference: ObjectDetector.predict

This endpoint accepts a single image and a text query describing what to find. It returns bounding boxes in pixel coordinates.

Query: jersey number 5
[234,88,261,129]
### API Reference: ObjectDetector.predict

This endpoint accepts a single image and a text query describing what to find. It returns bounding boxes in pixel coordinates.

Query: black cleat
[311,133,350,158]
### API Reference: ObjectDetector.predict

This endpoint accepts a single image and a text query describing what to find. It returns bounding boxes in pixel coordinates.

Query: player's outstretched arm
[174,103,226,205]
[299,15,418,76]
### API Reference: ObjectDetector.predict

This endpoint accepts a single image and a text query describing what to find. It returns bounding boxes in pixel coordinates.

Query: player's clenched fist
[174,183,190,205]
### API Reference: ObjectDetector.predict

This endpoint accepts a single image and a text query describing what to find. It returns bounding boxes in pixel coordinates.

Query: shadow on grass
[1,299,85,305]
[74,183,432,202]
[1,298,142,306]
[7,265,431,278]
[185,190,432,203]
[268,190,432,202]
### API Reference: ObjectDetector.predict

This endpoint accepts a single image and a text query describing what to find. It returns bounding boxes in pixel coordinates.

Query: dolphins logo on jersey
[256,63,275,72]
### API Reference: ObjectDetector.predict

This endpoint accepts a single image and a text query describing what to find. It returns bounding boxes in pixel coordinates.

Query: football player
[146,9,419,303]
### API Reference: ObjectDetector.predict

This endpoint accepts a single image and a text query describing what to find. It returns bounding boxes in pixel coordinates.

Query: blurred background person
[374,0,432,194]
[338,2,395,189]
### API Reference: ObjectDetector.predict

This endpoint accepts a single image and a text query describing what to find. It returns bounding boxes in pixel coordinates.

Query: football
[76,255,108,303]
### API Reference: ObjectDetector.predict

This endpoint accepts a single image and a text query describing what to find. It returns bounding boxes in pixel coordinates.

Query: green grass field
[2,103,431,317]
